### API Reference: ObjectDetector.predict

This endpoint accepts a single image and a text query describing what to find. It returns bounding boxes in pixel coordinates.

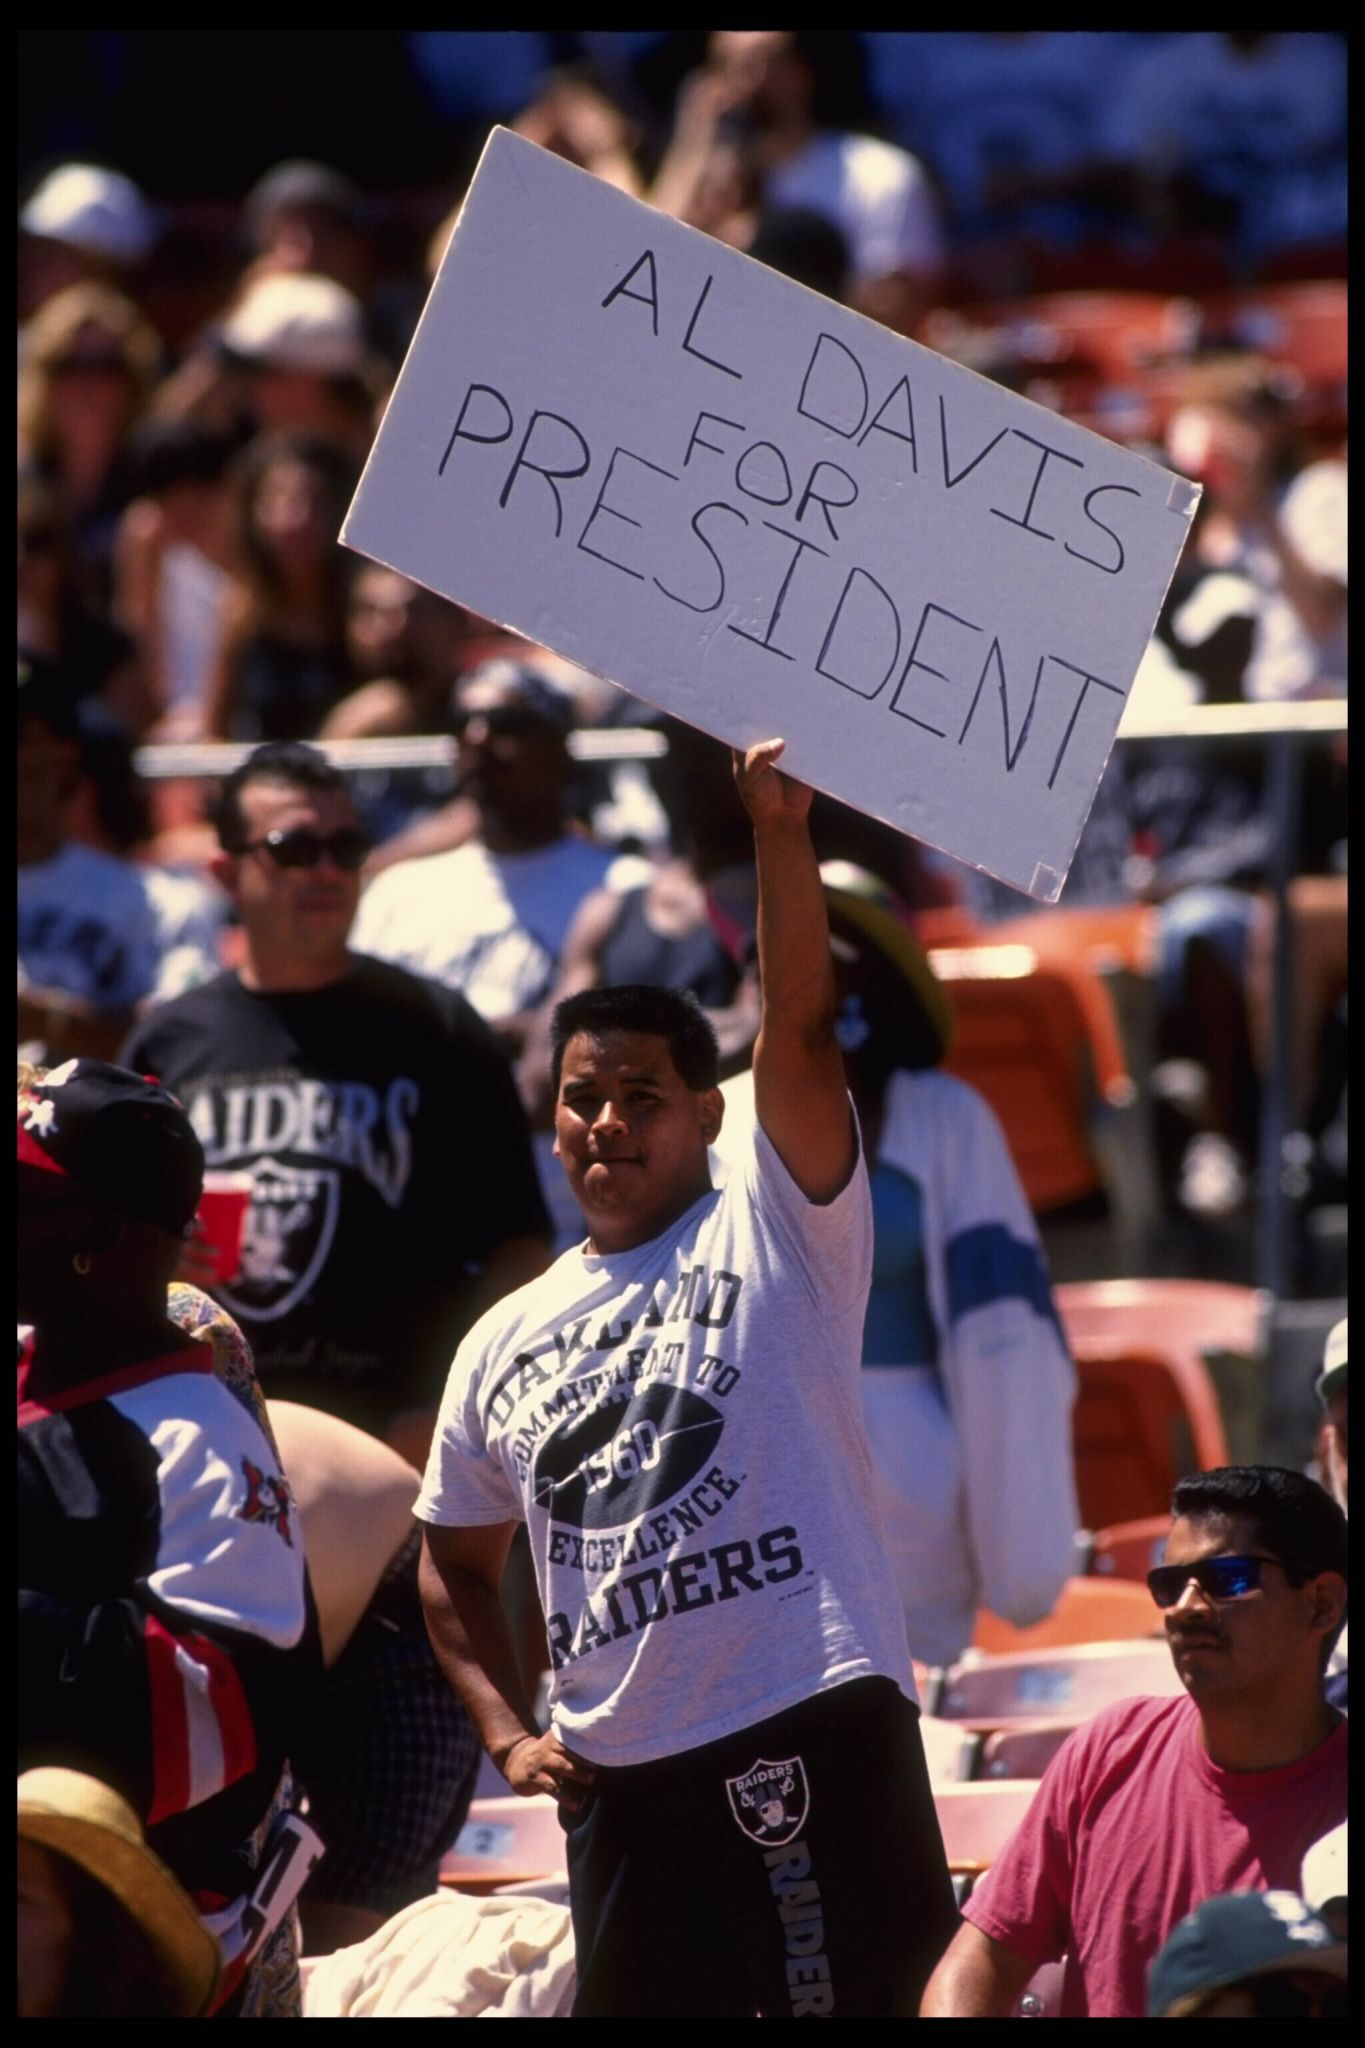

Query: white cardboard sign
[344,129,1199,899]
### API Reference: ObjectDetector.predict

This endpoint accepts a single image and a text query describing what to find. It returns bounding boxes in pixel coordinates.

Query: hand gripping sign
[343,129,1200,899]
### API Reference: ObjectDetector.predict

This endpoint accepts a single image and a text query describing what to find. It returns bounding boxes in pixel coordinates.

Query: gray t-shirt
[416,1118,916,1766]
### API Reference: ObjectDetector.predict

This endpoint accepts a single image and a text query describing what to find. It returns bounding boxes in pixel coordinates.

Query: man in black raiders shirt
[122,742,551,1446]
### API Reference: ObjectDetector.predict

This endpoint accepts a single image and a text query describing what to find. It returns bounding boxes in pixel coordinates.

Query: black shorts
[293,1531,480,1915]
[563,1677,958,2018]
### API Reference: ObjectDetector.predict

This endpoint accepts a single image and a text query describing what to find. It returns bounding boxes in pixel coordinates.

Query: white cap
[219,273,368,375]
[1301,1822,1347,1912]
[20,163,156,265]
[1317,1317,1347,1404]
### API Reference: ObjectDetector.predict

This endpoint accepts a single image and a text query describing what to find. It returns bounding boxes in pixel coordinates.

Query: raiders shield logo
[217,1156,340,1323]
[725,1755,810,1847]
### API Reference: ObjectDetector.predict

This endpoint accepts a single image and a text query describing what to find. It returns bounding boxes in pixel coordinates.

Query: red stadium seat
[977,1720,1080,1782]
[934,1781,1038,1878]
[936,1638,1182,1732]
[1086,1515,1172,1583]
[1056,1281,1254,1529]
[972,1576,1160,1656]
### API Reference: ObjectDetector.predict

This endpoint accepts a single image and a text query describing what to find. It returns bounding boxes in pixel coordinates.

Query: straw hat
[17,1769,221,2017]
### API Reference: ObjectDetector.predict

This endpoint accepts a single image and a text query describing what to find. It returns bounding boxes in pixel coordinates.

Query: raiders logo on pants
[562,1678,957,2018]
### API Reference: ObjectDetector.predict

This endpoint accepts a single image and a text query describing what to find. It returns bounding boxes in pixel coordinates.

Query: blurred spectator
[353,660,616,1061]
[922,1465,1348,2018]
[242,159,371,303]
[653,30,942,331]
[121,741,550,1446]
[18,281,162,602]
[112,420,237,738]
[217,272,386,458]
[1146,1890,1347,2019]
[321,565,473,741]
[1103,33,1346,268]
[202,429,359,743]
[18,162,157,323]
[18,1767,222,2018]
[17,655,220,1063]
[18,472,147,732]
[512,64,647,197]
[267,1401,480,1954]
[748,204,851,300]
[17,1060,320,2017]
[522,717,760,1124]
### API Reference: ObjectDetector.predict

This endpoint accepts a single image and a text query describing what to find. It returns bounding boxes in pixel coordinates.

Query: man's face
[216,778,361,965]
[554,1029,722,1253]
[453,677,565,833]
[1159,1512,1341,1705]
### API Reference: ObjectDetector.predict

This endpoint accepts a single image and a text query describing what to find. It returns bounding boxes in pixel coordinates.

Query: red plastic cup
[195,1171,254,1285]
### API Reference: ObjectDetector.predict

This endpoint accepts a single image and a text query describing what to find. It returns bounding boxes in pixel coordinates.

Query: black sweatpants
[563,1678,958,2018]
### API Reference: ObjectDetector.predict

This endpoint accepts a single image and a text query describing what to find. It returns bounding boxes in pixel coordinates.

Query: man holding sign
[417,736,957,2018]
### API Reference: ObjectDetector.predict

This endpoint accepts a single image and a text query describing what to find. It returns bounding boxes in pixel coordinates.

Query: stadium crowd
[17,29,1347,2020]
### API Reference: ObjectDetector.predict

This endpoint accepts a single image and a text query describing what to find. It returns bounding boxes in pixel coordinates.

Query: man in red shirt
[921,1464,1348,2019]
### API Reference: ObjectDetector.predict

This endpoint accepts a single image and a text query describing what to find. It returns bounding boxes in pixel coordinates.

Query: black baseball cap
[18,1059,205,1239]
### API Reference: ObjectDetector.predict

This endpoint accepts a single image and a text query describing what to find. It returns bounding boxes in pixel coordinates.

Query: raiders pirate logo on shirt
[217,1156,340,1323]
[726,1755,810,1847]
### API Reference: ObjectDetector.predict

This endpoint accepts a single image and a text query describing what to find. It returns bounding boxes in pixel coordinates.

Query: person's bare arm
[362,794,481,879]
[420,1520,594,1806]
[733,738,853,1204]
[201,586,251,741]
[919,1921,1038,2018]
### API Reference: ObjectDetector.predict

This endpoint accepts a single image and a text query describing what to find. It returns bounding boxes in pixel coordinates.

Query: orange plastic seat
[1057,1281,1249,1529]
[1087,1515,1172,1583]
[934,1781,1038,1877]
[936,1638,1183,1732]
[977,1720,1080,1782]
[972,1576,1160,1656]
[931,944,1131,1216]
[439,1794,566,1896]
[986,902,1158,980]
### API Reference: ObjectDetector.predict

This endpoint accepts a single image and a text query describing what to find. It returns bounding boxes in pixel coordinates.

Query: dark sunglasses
[451,704,547,741]
[1147,1553,1288,1609]
[237,826,372,871]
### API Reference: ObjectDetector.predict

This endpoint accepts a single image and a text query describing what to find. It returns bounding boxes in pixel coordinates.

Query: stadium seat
[1056,1280,1254,1528]
[933,1781,1038,1878]
[930,944,1131,1217]
[1201,281,1347,408]
[919,1715,982,1786]
[972,1576,1160,1656]
[439,1794,566,1896]
[935,1638,1183,1731]
[1085,1515,1171,1583]
[977,1720,1079,1782]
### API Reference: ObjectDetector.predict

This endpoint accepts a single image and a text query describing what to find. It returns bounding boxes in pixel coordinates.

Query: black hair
[749,206,850,301]
[214,740,348,851]
[551,985,720,1096]
[1171,1466,1348,1587]
[126,418,238,498]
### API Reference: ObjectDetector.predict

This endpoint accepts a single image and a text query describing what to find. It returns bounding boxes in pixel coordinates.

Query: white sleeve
[415,1336,525,1528]
[932,1086,1079,1627]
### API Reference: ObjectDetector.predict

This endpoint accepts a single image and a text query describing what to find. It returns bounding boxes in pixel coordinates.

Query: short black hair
[551,985,720,1096]
[1172,1465,1348,1587]
[214,740,349,851]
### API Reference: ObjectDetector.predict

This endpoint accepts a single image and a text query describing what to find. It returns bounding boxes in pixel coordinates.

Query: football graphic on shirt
[531,1382,725,1530]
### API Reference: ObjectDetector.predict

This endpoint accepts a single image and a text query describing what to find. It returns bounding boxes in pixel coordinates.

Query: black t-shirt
[122,959,550,1433]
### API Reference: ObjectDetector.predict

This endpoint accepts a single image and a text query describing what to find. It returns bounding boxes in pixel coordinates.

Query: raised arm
[419,1520,594,1808]
[733,738,853,1203]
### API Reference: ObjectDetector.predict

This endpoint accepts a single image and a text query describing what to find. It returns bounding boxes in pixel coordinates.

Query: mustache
[1167,1622,1225,1646]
